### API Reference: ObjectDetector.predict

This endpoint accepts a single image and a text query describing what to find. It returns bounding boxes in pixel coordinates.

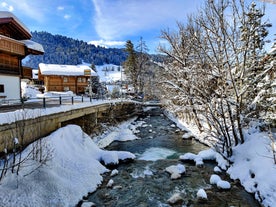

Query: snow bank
[227,130,276,207]
[0,125,135,207]
[93,117,140,148]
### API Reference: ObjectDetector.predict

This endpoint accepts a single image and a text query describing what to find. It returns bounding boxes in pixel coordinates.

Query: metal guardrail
[0,95,96,111]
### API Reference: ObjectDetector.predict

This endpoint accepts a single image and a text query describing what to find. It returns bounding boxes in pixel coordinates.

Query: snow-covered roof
[39,63,98,76]
[21,40,44,54]
[0,11,31,36]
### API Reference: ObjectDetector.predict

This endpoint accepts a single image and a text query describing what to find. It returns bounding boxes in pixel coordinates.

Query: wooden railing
[0,35,25,56]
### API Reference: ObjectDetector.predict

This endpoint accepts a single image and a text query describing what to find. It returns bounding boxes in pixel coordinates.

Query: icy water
[82,107,260,207]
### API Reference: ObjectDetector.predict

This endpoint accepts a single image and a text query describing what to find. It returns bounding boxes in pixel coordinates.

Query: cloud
[64,14,71,19]
[92,0,198,40]
[88,39,125,48]
[4,0,46,22]
[1,2,14,11]
[57,6,64,11]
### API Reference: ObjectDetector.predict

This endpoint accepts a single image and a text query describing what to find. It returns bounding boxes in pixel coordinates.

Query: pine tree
[124,40,138,93]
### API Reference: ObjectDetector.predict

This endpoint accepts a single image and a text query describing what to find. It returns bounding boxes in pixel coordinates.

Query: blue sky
[1,0,275,54]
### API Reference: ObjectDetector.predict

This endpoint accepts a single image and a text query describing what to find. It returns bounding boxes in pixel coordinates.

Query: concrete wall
[0,102,139,153]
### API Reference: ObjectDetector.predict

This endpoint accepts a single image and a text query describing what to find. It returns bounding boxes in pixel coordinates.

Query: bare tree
[157,0,273,157]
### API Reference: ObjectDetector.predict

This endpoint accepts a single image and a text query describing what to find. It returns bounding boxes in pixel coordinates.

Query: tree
[157,0,273,157]
[136,37,150,93]
[124,40,139,93]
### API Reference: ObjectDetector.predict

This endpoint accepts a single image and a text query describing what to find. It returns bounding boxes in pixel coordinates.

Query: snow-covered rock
[179,149,228,170]
[217,180,231,190]
[210,174,221,185]
[110,169,118,177]
[167,193,183,205]
[197,189,208,200]
[214,166,222,173]
[179,152,197,161]
[81,201,96,207]
[210,174,231,189]
[182,132,194,139]
[165,164,186,180]
[106,179,114,188]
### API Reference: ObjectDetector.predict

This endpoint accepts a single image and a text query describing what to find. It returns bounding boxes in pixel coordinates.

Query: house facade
[0,11,44,100]
[38,63,98,94]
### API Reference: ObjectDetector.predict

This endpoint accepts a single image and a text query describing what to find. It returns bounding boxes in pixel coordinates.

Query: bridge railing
[0,95,109,110]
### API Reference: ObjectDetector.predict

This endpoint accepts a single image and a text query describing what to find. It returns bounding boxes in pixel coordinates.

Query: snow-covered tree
[157,0,273,157]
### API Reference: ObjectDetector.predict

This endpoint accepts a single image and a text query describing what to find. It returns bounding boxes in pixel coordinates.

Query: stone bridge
[0,101,145,153]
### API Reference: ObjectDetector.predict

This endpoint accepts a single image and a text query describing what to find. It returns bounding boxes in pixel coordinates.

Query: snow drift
[0,125,135,207]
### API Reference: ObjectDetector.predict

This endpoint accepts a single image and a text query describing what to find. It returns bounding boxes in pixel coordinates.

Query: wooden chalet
[38,63,98,94]
[0,11,44,100]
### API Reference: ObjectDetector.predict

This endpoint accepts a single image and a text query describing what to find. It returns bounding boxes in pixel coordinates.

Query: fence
[0,95,97,111]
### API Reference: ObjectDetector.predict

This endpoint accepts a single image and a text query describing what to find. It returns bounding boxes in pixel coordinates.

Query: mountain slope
[24,31,128,68]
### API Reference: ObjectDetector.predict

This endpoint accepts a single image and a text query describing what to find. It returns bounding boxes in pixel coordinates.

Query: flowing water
[82,107,261,207]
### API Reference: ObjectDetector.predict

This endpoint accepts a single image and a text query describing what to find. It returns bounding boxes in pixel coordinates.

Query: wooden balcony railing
[0,35,25,56]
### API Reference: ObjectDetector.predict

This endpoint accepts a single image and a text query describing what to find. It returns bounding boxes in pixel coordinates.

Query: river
[82,107,260,207]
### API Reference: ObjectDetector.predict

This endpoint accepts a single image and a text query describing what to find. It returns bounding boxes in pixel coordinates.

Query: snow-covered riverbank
[167,111,276,207]
[0,105,275,206]
[0,123,136,207]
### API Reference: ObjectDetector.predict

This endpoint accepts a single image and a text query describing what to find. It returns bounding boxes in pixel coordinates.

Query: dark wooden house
[0,11,44,100]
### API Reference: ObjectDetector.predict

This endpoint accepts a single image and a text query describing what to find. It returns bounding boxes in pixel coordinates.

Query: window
[77,77,82,82]
[63,77,68,82]
[0,84,4,93]
[64,86,69,91]
[82,78,86,83]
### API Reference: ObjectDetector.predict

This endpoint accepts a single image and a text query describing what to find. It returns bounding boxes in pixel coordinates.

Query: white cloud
[1,2,14,11]
[64,14,71,19]
[92,0,198,40]
[57,6,64,11]
[6,0,45,22]
[88,39,125,48]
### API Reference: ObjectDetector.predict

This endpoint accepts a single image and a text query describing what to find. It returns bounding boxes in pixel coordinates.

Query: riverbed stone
[167,193,184,205]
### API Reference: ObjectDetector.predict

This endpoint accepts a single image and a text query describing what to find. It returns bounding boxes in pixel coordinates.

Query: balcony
[0,35,25,56]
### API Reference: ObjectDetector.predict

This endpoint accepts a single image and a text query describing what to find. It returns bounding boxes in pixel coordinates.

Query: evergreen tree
[124,40,138,93]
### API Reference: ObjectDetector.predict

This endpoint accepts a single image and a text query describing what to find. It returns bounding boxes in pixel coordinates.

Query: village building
[38,63,98,94]
[0,11,44,100]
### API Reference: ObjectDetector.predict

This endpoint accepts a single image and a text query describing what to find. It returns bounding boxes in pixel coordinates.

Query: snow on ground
[166,111,276,207]
[21,81,42,99]
[0,124,135,207]
[92,117,140,148]
[94,64,125,83]
[0,98,129,125]
[227,130,276,207]
[2,82,276,206]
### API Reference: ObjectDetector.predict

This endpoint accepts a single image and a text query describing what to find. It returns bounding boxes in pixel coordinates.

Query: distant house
[0,11,44,100]
[38,63,98,94]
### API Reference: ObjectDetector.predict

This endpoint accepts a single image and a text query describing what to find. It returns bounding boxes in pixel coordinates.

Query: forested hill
[23,31,128,68]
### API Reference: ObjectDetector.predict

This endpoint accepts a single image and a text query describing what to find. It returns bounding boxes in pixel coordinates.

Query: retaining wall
[0,102,139,153]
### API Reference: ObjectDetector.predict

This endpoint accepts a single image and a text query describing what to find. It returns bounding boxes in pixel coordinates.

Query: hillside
[23,31,128,68]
